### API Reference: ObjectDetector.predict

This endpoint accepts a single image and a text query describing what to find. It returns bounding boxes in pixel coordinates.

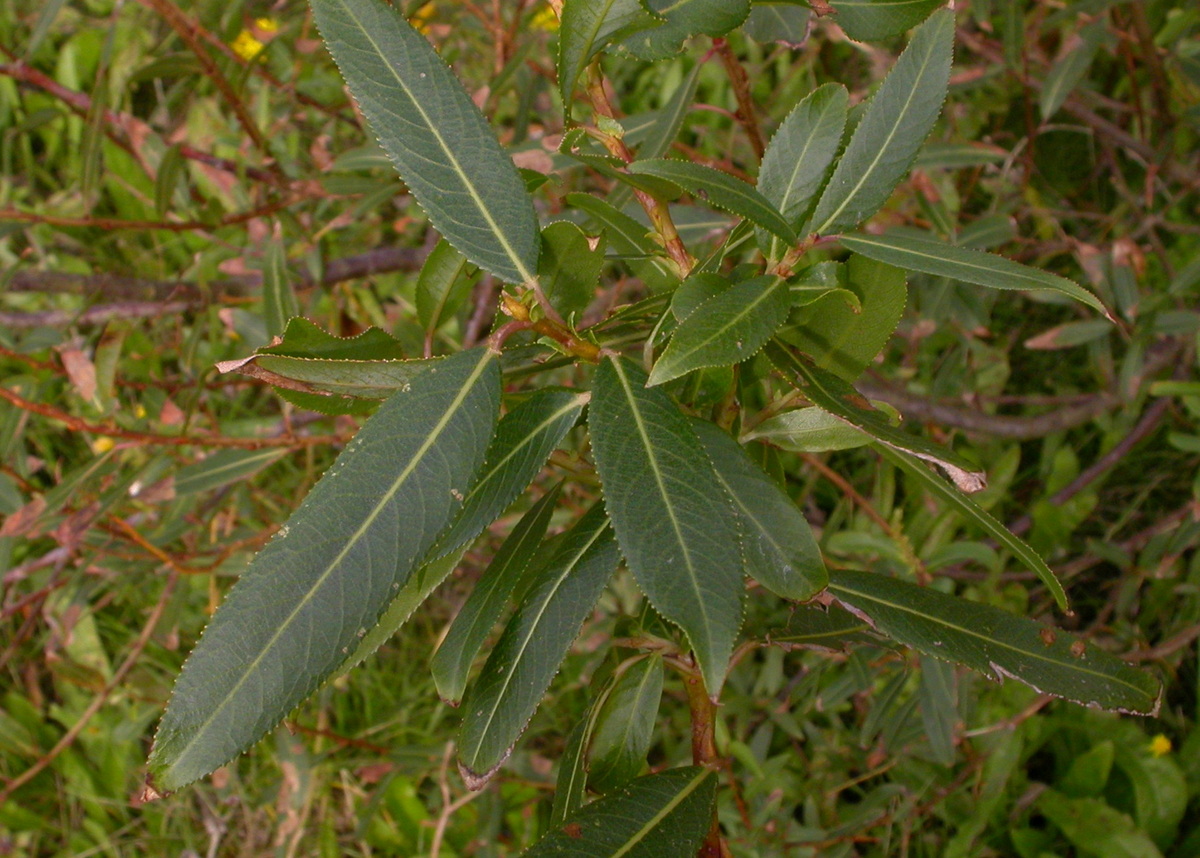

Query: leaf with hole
[312,0,539,284]
[590,357,743,696]
[149,347,500,791]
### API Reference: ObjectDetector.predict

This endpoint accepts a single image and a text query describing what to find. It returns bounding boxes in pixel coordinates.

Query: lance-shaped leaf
[432,388,588,559]
[771,602,881,651]
[149,348,500,792]
[524,767,716,858]
[312,0,539,284]
[567,192,679,290]
[648,275,791,386]
[588,654,664,792]
[875,445,1068,611]
[432,486,561,705]
[628,159,797,246]
[458,503,618,787]
[743,3,811,46]
[692,419,827,601]
[173,449,289,496]
[827,569,1160,715]
[809,8,953,235]
[550,709,595,826]
[538,221,604,321]
[757,83,848,260]
[416,238,476,336]
[558,0,659,115]
[622,0,751,60]
[838,229,1110,316]
[741,406,871,453]
[590,357,743,696]
[829,0,945,42]
[766,342,987,493]
[261,239,299,338]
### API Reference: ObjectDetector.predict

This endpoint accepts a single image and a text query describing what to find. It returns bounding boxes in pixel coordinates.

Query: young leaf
[550,711,594,826]
[416,238,476,336]
[312,0,540,284]
[838,229,1110,316]
[590,356,743,696]
[692,420,827,601]
[538,221,604,320]
[566,192,679,290]
[829,0,945,42]
[587,654,664,792]
[766,343,987,493]
[431,486,562,705]
[648,275,791,386]
[779,254,907,381]
[173,449,288,497]
[827,569,1161,715]
[149,348,500,792]
[431,388,588,559]
[558,0,659,115]
[523,767,717,857]
[261,239,299,338]
[741,406,871,453]
[757,83,848,259]
[622,0,751,60]
[628,159,797,246]
[670,272,731,322]
[457,503,618,787]
[809,8,954,235]
[874,445,1069,611]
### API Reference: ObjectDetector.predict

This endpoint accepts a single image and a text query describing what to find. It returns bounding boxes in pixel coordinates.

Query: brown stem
[713,38,765,161]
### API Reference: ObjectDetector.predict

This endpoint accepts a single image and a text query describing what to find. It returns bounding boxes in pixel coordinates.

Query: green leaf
[670,272,731,322]
[741,406,871,453]
[649,275,791,386]
[538,221,605,321]
[173,449,288,496]
[550,713,594,826]
[261,239,299,338]
[431,388,588,560]
[149,348,500,791]
[523,767,716,858]
[416,238,476,336]
[566,192,679,291]
[766,343,987,493]
[771,602,880,650]
[1040,19,1107,120]
[918,655,957,766]
[779,254,907,381]
[628,159,797,246]
[829,0,945,42]
[875,445,1069,610]
[558,0,659,115]
[827,570,1161,715]
[1037,790,1164,858]
[622,0,751,60]
[590,357,743,696]
[431,486,561,705]
[587,655,664,792]
[312,0,540,284]
[838,229,1110,316]
[809,8,954,235]
[742,3,811,46]
[692,419,827,600]
[458,503,618,787]
[757,83,848,259]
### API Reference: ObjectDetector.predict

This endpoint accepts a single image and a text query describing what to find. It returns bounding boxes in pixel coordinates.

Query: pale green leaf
[779,253,907,381]
[174,449,288,496]
[622,0,751,60]
[523,767,716,858]
[416,238,476,335]
[838,229,1109,316]
[550,714,593,826]
[757,83,848,259]
[261,239,299,338]
[539,221,605,321]
[828,569,1160,714]
[692,419,827,600]
[628,159,797,246]
[742,3,812,46]
[458,503,618,787]
[767,343,988,493]
[588,655,664,791]
[431,486,561,705]
[558,0,659,114]
[829,0,945,41]
[149,348,500,791]
[648,275,791,386]
[566,192,679,291]
[590,357,743,696]
[809,8,954,234]
[1037,790,1164,858]
[875,445,1070,610]
[312,0,539,284]
[740,406,871,453]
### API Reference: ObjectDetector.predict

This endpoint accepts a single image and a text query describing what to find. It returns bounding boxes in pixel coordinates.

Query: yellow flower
[1148,734,1172,757]
[92,437,115,454]
[232,18,279,61]
[530,5,559,32]
[410,2,435,34]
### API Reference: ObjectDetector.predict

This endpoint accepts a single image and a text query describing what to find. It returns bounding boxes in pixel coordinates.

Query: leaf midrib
[611,770,712,858]
[173,349,494,768]
[659,277,784,375]
[333,0,534,284]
